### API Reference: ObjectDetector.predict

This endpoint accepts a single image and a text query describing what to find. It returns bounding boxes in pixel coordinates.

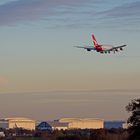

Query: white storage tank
[59,118,104,129]
[0,117,36,130]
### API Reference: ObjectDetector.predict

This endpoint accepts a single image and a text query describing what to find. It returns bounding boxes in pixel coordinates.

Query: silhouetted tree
[126,98,140,140]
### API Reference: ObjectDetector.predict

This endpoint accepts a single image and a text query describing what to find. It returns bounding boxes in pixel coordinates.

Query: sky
[0,0,140,120]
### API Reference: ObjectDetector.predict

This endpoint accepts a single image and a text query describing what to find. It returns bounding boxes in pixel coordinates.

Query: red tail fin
[92,34,99,48]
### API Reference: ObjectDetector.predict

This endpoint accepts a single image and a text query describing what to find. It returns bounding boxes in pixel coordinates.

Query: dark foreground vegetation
[0,128,129,140]
[126,98,140,140]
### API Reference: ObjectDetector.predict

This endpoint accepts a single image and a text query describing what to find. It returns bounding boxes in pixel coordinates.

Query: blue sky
[0,0,140,120]
[0,0,139,92]
[0,0,140,92]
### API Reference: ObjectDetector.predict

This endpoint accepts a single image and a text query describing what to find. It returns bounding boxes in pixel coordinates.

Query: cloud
[0,0,87,26]
[97,1,140,26]
[101,1,140,18]
[0,0,139,29]
[85,1,140,30]
[57,1,140,29]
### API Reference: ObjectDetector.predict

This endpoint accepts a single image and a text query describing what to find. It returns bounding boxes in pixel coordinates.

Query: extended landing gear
[100,51,110,54]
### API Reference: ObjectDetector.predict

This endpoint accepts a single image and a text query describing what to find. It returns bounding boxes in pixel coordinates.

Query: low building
[37,118,103,130]
[37,121,52,130]
[0,132,5,137]
[48,121,68,130]
[104,121,125,129]
[122,122,129,129]
[0,117,36,130]
[60,118,104,129]
[37,121,68,130]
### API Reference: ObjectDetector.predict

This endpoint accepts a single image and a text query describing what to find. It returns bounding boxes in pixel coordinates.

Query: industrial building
[104,121,125,129]
[37,121,68,130]
[60,118,104,129]
[0,117,36,130]
[37,118,104,130]
[48,121,69,130]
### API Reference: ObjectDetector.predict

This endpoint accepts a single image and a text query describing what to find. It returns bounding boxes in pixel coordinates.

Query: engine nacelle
[120,48,123,51]
[87,49,91,51]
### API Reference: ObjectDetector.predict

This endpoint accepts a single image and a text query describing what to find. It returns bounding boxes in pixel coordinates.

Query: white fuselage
[100,45,113,51]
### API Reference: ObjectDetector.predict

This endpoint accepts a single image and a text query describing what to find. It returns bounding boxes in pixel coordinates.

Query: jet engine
[87,49,91,51]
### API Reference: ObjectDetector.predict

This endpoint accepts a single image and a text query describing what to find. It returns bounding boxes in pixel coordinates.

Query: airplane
[75,34,126,53]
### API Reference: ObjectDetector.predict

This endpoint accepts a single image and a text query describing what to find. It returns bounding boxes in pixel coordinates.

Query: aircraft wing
[74,46,96,51]
[74,46,86,48]
[108,45,126,51]
[74,46,93,48]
